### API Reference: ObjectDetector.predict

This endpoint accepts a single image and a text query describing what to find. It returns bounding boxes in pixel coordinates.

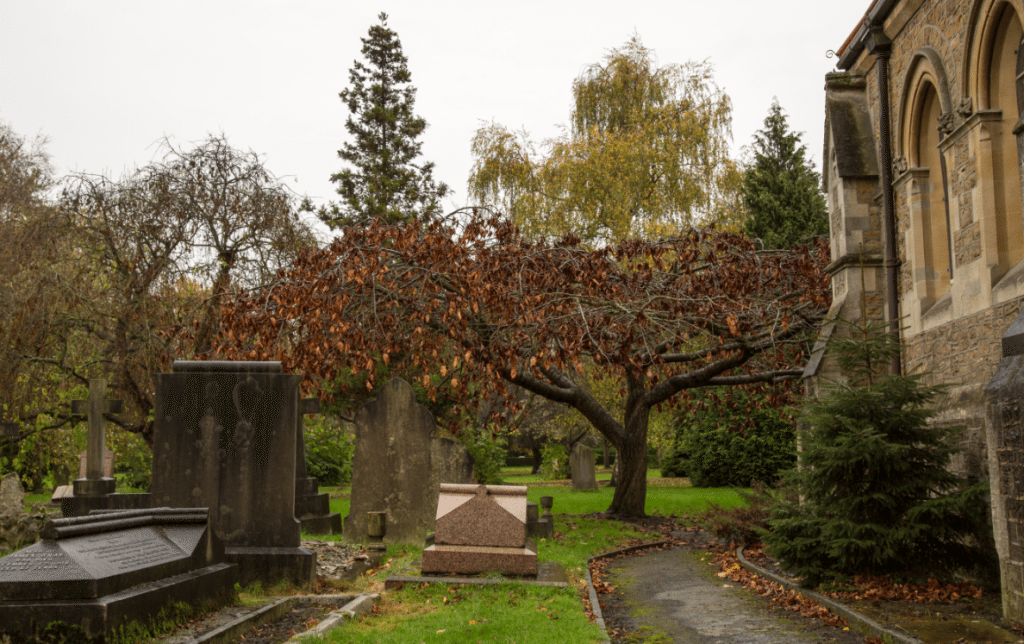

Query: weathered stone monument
[151,360,315,587]
[0,473,24,517]
[344,378,434,545]
[0,507,235,641]
[72,380,120,498]
[61,380,150,517]
[422,484,537,576]
[294,397,343,534]
[570,443,598,491]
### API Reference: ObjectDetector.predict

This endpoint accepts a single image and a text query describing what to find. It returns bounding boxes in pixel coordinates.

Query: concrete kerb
[191,597,297,644]
[286,593,379,642]
[585,541,669,644]
[735,547,922,644]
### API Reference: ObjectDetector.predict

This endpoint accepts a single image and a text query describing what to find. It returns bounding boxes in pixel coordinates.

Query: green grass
[306,515,648,644]
[303,582,605,644]
[526,484,746,517]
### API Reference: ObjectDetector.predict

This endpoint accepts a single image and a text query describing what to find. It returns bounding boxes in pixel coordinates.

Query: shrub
[659,446,686,478]
[463,429,506,485]
[701,482,773,546]
[540,443,570,480]
[669,387,795,487]
[763,321,994,585]
[304,417,355,486]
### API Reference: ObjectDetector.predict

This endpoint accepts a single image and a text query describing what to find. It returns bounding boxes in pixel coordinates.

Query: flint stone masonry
[0,507,235,641]
[0,473,24,517]
[344,378,433,545]
[570,443,598,491]
[151,360,314,588]
[422,484,537,576]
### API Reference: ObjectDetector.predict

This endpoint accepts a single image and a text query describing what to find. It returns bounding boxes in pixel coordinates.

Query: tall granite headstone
[0,507,235,641]
[426,437,475,532]
[344,378,433,545]
[570,443,598,491]
[150,360,314,587]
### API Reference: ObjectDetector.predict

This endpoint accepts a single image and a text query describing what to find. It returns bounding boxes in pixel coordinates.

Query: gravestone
[53,464,69,490]
[0,473,24,516]
[426,437,475,532]
[294,397,342,535]
[151,360,315,587]
[344,378,433,545]
[63,380,150,518]
[77,448,114,479]
[71,379,121,498]
[570,443,598,491]
[0,507,235,641]
[422,483,537,576]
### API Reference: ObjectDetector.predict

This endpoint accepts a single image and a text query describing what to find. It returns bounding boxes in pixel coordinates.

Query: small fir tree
[763,320,991,585]
[741,99,828,249]
[322,12,449,228]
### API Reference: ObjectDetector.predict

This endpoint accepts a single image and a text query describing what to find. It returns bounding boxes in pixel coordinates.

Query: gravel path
[600,546,865,644]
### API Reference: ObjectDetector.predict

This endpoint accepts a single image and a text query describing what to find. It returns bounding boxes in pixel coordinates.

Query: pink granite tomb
[421,483,537,576]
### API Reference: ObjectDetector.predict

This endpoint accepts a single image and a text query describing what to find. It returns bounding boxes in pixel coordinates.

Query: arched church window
[986,3,1024,272]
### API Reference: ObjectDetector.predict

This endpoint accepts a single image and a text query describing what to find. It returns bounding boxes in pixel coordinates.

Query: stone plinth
[421,541,538,576]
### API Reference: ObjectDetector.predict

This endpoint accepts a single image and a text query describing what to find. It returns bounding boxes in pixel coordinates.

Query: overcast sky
[0,1,868,222]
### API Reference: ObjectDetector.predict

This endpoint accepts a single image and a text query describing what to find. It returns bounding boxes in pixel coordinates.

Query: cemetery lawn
[304,469,743,643]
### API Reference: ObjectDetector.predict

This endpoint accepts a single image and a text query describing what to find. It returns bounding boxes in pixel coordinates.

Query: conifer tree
[741,100,828,249]
[763,320,992,585]
[322,12,449,228]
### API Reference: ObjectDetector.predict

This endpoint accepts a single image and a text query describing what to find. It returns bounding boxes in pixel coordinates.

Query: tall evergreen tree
[741,99,828,249]
[322,12,449,228]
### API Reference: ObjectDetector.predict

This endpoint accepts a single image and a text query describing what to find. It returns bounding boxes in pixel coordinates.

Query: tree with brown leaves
[218,211,830,518]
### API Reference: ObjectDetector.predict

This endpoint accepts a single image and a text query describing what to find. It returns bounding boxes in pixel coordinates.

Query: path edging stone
[191,596,297,644]
[736,547,922,644]
[586,541,668,644]
[285,593,378,642]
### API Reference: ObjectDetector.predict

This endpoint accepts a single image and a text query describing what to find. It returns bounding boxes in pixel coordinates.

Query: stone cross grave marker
[77,449,114,479]
[570,443,598,491]
[71,379,122,497]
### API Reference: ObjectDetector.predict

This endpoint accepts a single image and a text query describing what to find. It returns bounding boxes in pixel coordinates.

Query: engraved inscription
[69,529,183,571]
[0,551,65,573]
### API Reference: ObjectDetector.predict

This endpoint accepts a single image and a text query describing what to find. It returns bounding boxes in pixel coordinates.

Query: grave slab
[0,507,235,641]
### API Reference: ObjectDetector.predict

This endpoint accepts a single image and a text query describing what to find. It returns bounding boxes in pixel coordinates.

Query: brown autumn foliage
[216,211,830,517]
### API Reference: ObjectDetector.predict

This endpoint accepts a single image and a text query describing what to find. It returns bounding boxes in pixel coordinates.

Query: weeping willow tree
[469,36,742,245]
